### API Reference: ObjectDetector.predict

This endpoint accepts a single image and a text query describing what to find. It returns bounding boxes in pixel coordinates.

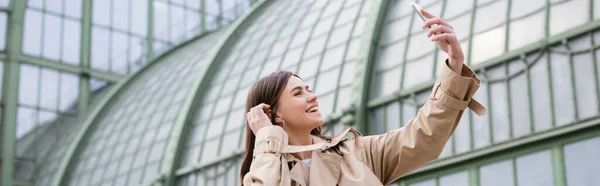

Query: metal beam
[18,55,124,83]
[351,0,389,133]
[146,0,155,62]
[2,1,27,186]
[78,0,92,114]
[160,1,271,185]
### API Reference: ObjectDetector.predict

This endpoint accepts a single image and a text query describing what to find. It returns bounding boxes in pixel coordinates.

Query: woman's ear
[274,117,285,126]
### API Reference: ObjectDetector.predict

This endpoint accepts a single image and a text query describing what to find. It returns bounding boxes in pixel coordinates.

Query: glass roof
[64,29,226,186]
[180,0,370,169]
[3,0,600,185]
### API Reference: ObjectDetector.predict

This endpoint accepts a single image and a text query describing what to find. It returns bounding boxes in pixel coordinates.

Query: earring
[274,118,285,126]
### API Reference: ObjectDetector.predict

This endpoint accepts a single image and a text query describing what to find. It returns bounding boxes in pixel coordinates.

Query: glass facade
[1,0,600,186]
[1,0,249,186]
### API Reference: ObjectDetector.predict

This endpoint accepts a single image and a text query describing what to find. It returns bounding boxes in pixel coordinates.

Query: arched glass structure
[2,0,600,186]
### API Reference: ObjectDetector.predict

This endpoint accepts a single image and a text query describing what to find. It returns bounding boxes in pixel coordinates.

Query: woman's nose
[307,92,318,103]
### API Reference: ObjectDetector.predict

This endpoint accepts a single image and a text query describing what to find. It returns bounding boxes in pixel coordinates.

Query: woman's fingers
[422,17,453,30]
[430,32,457,43]
[247,103,273,134]
[421,8,436,19]
[427,25,453,38]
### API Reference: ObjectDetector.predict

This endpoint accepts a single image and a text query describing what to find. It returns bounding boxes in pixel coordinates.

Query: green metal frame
[397,118,600,185]
[351,0,390,133]
[159,1,270,186]
[2,1,27,186]
[18,55,123,82]
[367,19,600,109]
[49,14,235,186]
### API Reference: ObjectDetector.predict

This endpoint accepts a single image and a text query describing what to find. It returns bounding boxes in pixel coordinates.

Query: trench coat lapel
[309,149,342,185]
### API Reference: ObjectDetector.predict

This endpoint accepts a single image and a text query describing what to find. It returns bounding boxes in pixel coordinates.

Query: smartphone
[411,2,427,22]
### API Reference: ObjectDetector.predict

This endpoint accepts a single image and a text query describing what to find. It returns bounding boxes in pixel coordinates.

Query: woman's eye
[294,92,302,96]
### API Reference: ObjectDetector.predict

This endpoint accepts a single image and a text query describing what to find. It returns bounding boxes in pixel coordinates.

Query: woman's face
[275,76,323,131]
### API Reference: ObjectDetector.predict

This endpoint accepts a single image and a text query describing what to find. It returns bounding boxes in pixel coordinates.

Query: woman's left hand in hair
[247,103,273,135]
[421,9,464,74]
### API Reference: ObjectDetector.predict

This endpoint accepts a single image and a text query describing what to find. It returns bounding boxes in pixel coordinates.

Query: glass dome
[3,0,600,185]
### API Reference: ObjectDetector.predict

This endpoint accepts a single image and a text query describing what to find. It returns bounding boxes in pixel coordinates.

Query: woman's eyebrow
[290,85,309,93]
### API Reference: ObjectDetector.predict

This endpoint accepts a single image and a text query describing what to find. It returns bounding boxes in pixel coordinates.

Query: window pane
[298,56,320,78]
[339,61,355,86]
[402,55,434,89]
[39,69,59,110]
[471,26,506,64]
[0,0,9,7]
[472,76,490,148]
[200,139,220,164]
[377,41,405,71]
[480,160,514,186]
[508,60,531,138]
[530,54,553,132]
[23,9,42,56]
[60,73,79,113]
[374,67,401,97]
[43,14,61,61]
[112,0,129,31]
[64,0,82,19]
[385,102,401,130]
[0,12,6,51]
[321,46,345,70]
[564,137,600,186]
[91,27,110,71]
[369,107,385,135]
[474,0,507,34]
[509,11,545,51]
[131,0,148,36]
[454,109,471,154]
[448,12,472,41]
[488,68,510,143]
[335,86,352,112]
[154,1,169,41]
[573,52,599,119]
[19,64,39,106]
[439,171,469,186]
[382,17,410,45]
[206,116,226,139]
[550,52,575,125]
[93,0,110,26]
[516,150,553,186]
[444,0,474,19]
[549,0,589,36]
[62,19,81,65]
[17,107,37,140]
[318,93,335,119]
[315,68,340,94]
[327,17,353,47]
[170,5,186,43]
[46,0,63,14]
[111,31,129,73]
[186,10,201,38]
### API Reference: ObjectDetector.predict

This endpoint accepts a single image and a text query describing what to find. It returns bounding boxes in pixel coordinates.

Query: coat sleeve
[243,125,290,186]
[357,60,484,185]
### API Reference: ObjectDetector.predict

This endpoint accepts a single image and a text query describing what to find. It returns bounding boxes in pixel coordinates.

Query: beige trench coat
[243,62,487,186]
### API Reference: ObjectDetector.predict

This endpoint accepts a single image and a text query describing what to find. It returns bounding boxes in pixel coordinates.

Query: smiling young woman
[239,9,486,186]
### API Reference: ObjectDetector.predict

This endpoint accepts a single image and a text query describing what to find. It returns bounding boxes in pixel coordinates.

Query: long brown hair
[239,71,329,184]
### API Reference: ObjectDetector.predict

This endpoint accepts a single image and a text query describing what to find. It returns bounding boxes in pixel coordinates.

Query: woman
[240,9,486,186]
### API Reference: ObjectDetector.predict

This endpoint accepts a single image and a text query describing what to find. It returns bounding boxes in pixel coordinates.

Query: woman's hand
[246,103,272,134]
[421,9,464,74]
